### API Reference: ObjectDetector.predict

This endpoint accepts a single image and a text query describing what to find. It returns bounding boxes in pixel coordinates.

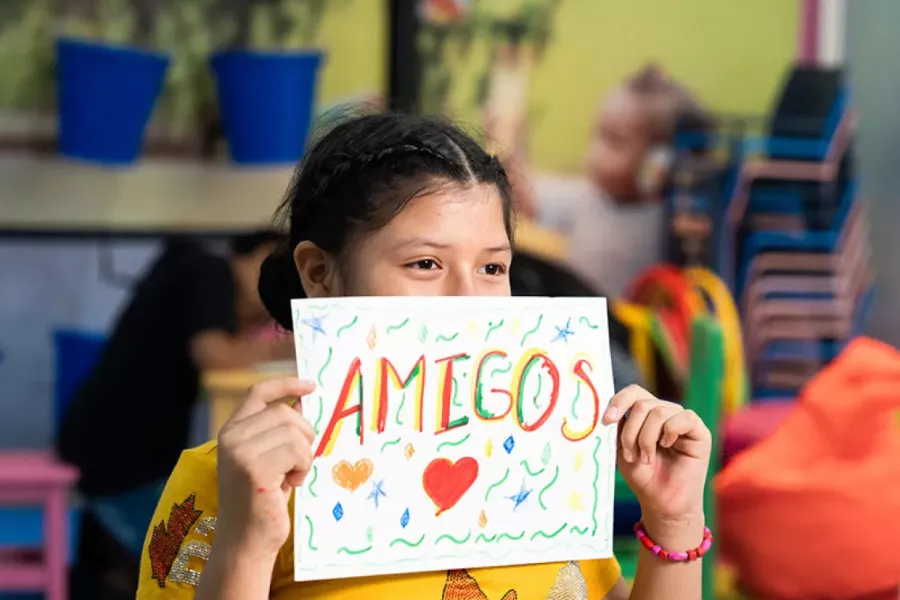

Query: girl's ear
[293,241,342,298]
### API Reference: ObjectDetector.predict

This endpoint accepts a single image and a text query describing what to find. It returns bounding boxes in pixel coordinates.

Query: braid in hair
[258,112,515,330]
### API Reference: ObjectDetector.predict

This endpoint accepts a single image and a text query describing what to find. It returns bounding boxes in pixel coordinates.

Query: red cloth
[717,338,900,600]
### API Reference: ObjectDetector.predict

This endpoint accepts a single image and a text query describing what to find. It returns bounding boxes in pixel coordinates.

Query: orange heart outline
[332,458,374,492]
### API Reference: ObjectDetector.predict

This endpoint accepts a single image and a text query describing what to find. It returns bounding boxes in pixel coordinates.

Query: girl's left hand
[604,385,712,528]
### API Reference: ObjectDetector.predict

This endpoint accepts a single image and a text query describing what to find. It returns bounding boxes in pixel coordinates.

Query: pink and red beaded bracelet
[633,522,713,562]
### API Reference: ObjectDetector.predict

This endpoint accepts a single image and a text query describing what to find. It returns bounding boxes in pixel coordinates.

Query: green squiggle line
[337,545,372,555]
[490,361,512,378]
[451,377,463,407]
[312,396,324,434]
[390,535,426,548]
[435,530,471,545]
[571,382,582,420]
[484,319,504,342]
[533,372,543,407]
[386,318,410,334]
[591,435,602,535]
[436,332,459,342]
[520,459,545,477]
[519,314,543,347]
[569,525,589,535]
[336,316,358,337]
[484,468,509,501]
[538,466,560,510]
[579,316,599,329]
[316,347,333,387]
[394,392,407,426]
[308,304,330,311]
[380,437,402,453]
[530,522,567,541]
[436,433,470,452]
[475,533,497,543]
[497,531,525,542]
[304,515,318,551]
[307,465,318,497]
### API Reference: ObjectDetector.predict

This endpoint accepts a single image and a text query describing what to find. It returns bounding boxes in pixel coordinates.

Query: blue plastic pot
[211,50,323,165]
[56,38,169,165]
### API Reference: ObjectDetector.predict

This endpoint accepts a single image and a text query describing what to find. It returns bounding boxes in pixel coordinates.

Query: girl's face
[297,183,513,298]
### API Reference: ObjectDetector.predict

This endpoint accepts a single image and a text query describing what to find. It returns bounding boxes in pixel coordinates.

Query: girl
[137,113,712,600]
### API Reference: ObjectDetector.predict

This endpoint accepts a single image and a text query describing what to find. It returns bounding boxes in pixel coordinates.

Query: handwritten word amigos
[315,348,601,457]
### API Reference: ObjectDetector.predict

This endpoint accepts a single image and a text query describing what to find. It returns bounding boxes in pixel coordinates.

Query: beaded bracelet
[633,522,713,562]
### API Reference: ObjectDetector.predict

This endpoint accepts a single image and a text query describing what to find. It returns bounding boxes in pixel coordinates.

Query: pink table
[0,451,78,600]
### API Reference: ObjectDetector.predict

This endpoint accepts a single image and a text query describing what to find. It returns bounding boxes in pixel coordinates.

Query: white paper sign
[292,297,616,582]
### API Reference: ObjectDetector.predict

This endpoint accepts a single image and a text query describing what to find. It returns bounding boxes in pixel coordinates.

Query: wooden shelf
[0,157,294,236]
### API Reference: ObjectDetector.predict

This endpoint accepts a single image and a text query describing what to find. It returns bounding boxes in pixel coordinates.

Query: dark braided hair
[259,112,515,329]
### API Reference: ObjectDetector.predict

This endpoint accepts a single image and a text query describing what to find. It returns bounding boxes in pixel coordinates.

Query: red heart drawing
[422,457,479,516]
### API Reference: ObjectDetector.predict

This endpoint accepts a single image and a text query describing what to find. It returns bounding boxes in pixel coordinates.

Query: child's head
[228,230,286,326]
[586,65,712,203]
[258,113,515,329]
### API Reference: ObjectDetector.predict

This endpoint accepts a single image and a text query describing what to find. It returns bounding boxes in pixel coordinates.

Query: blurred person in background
[501,64,713,296]
[510,251,644,389]
[57,231,293,600]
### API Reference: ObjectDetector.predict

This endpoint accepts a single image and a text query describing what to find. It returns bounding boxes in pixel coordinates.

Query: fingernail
[605,407,618,422]
[622,448,633,462]
[641,452,651,465]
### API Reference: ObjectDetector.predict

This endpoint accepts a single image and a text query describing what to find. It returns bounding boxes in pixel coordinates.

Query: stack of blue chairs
[664,66,873,399]
[719,66,873,399]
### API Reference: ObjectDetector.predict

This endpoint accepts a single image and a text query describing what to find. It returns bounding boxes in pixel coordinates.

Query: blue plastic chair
[736,181,858,298]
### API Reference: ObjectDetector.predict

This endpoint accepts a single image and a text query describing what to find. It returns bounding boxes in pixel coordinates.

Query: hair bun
[258,244,306,330]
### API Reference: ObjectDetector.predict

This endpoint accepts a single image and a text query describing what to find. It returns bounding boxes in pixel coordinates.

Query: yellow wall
[442,0,800,172]
[317,0,386,106]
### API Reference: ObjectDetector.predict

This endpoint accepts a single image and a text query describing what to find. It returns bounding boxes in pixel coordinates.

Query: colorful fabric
[717,338,900,599]
[137,442,622,599]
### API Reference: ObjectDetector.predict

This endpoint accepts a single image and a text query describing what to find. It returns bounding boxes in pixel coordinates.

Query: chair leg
[45,489,68,600]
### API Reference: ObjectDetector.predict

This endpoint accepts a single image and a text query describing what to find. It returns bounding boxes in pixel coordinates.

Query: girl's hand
[216,378,317,560]
[603,385,711,534]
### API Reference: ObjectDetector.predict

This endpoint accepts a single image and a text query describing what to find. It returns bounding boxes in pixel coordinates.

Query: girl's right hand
[215,377,317,559]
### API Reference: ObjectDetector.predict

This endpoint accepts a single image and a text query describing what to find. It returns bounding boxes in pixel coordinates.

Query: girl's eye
[408,259,439,270]
[479,263,507,276]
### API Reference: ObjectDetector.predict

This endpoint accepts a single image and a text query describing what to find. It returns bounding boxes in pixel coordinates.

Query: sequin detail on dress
[544,562,588,600]
[441,569,517,600]
[148,494,202,587]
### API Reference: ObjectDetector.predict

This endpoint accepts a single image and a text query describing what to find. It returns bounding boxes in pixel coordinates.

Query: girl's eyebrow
[391,237,511,254]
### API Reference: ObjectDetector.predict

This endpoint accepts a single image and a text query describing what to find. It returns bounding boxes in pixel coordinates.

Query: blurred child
[515,65,713,296]
[58,232,293,599]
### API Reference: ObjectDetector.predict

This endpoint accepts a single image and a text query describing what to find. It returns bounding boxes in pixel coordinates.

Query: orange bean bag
[717,338,900,600]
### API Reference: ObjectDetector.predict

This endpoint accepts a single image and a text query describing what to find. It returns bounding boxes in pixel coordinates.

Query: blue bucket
[211,50,323,165]
[56,38,169,165]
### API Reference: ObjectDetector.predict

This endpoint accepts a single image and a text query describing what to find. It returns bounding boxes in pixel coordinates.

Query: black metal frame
[387,0,420,113]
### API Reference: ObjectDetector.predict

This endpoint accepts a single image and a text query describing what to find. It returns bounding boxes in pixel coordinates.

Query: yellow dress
[137,442,621,599]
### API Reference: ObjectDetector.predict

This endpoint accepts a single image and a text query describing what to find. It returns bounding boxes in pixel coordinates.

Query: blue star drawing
[506,479,532,512]
[300,314,327,340]
[552,318,575,343]
[367,479,387,509]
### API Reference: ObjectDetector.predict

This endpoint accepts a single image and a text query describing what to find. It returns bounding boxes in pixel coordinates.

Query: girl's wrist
[199,539,276,600]
[213,523,283,567]
[639,511,706,549]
